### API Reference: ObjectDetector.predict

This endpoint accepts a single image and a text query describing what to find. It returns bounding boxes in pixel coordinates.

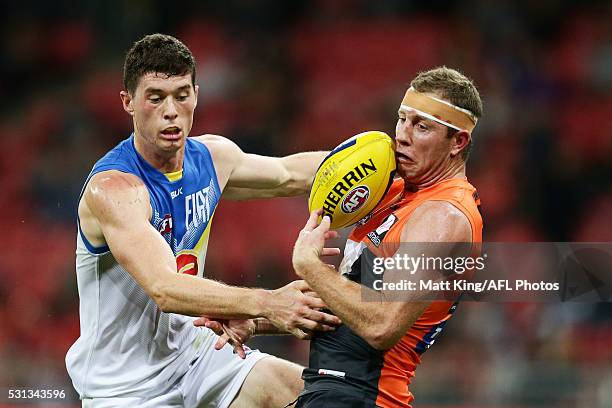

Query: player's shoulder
[191,134,245,183]
[84,170,150,218]
[411,200,469,223]
[403,200,471,242]
[192,134,242,158]
[88,170,145,193]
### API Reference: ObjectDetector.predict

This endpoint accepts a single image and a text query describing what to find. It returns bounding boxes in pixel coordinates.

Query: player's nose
[163,99,179,120]
[395,123,412,147]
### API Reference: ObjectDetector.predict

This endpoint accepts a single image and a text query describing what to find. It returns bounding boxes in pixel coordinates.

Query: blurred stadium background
[1,0,612,407]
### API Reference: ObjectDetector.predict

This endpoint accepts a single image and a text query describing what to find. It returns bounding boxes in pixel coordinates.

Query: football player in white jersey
[66,33,341,408]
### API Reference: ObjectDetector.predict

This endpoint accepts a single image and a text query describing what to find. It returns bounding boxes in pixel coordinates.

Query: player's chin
[158,134,185,150]
[396,164,413,179]
[397,167,421,184]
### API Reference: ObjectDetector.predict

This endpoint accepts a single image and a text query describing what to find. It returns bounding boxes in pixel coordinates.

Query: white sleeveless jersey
[66,135,221,398]
[66,235,208,397]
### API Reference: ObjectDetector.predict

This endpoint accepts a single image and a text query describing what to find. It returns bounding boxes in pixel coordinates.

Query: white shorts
[82,333,270,408]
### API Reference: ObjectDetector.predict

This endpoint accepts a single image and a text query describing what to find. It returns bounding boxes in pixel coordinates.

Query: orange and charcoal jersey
[301,177,483,408]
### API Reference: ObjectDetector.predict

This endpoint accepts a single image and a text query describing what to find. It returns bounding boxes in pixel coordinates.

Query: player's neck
[133,133,184,173]
[404,164,466,192]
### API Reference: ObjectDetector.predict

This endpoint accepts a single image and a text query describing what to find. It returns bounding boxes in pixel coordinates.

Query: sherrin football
[308,131,396,229]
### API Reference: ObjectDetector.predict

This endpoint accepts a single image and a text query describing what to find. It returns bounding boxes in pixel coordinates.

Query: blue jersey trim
[190,138,222,198]
[76,139,138,255]
[414,301,459,354]
[77,134,222,258]
[78,222,110,255]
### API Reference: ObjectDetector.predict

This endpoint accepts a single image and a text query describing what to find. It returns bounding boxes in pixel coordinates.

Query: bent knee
[238,356,304,406]
[257,356,304,392]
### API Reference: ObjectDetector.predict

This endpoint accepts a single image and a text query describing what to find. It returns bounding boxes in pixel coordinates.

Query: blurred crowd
[1,0,611,406]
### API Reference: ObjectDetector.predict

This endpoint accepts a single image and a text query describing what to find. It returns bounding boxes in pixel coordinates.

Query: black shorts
[294,388,377,408]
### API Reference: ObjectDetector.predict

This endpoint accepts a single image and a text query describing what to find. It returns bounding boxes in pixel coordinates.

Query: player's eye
[417,122,429,131]
[177,94,188,101]
[149,96,162,103]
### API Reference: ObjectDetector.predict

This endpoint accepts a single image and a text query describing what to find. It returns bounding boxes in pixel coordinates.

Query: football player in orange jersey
[290,67,484,407]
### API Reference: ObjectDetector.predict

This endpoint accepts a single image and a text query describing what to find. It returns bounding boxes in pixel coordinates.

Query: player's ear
[194,84,199,108]
[450,130,470,158]
[120,91,135,116]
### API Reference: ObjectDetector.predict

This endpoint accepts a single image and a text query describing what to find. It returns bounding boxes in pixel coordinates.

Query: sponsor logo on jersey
[341,186,370,213]
[176,251,199,275]
[322,159,377,219]
[171,187,183,199]
[185,187,212,228]
[367,213,398,247]
[158,214,173,234]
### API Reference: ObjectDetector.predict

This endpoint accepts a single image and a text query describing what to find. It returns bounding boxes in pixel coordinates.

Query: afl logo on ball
[341,186,370,213]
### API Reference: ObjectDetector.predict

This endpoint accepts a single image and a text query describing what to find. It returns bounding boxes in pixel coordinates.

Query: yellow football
[309,131,396,229]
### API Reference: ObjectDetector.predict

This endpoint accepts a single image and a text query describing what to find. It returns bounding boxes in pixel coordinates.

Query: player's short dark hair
[410,66,483,119]
[411,66,483,161]
[123,33,196,95]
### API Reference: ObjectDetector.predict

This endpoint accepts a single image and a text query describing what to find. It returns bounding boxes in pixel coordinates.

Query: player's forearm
[252,317,290,335]
[279,151,328,196]
[296,259,393,348]
[223,151,329,200]
[153,274,270,319]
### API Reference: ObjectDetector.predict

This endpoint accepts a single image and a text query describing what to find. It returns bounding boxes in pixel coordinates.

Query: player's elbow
[289,171,314,195]
[363,322,402,351]
[265,179,310,198]
[264,171,307,198]
[276,174,308,197]
[282,183,310,197]
[279,159,312,196]
[153,293,173,313]
[149,280,174,313]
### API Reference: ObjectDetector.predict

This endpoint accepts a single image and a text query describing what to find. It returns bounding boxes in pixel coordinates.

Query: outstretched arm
[195,134,327,200]
[80,170,340,336]
[292,203,472,350]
